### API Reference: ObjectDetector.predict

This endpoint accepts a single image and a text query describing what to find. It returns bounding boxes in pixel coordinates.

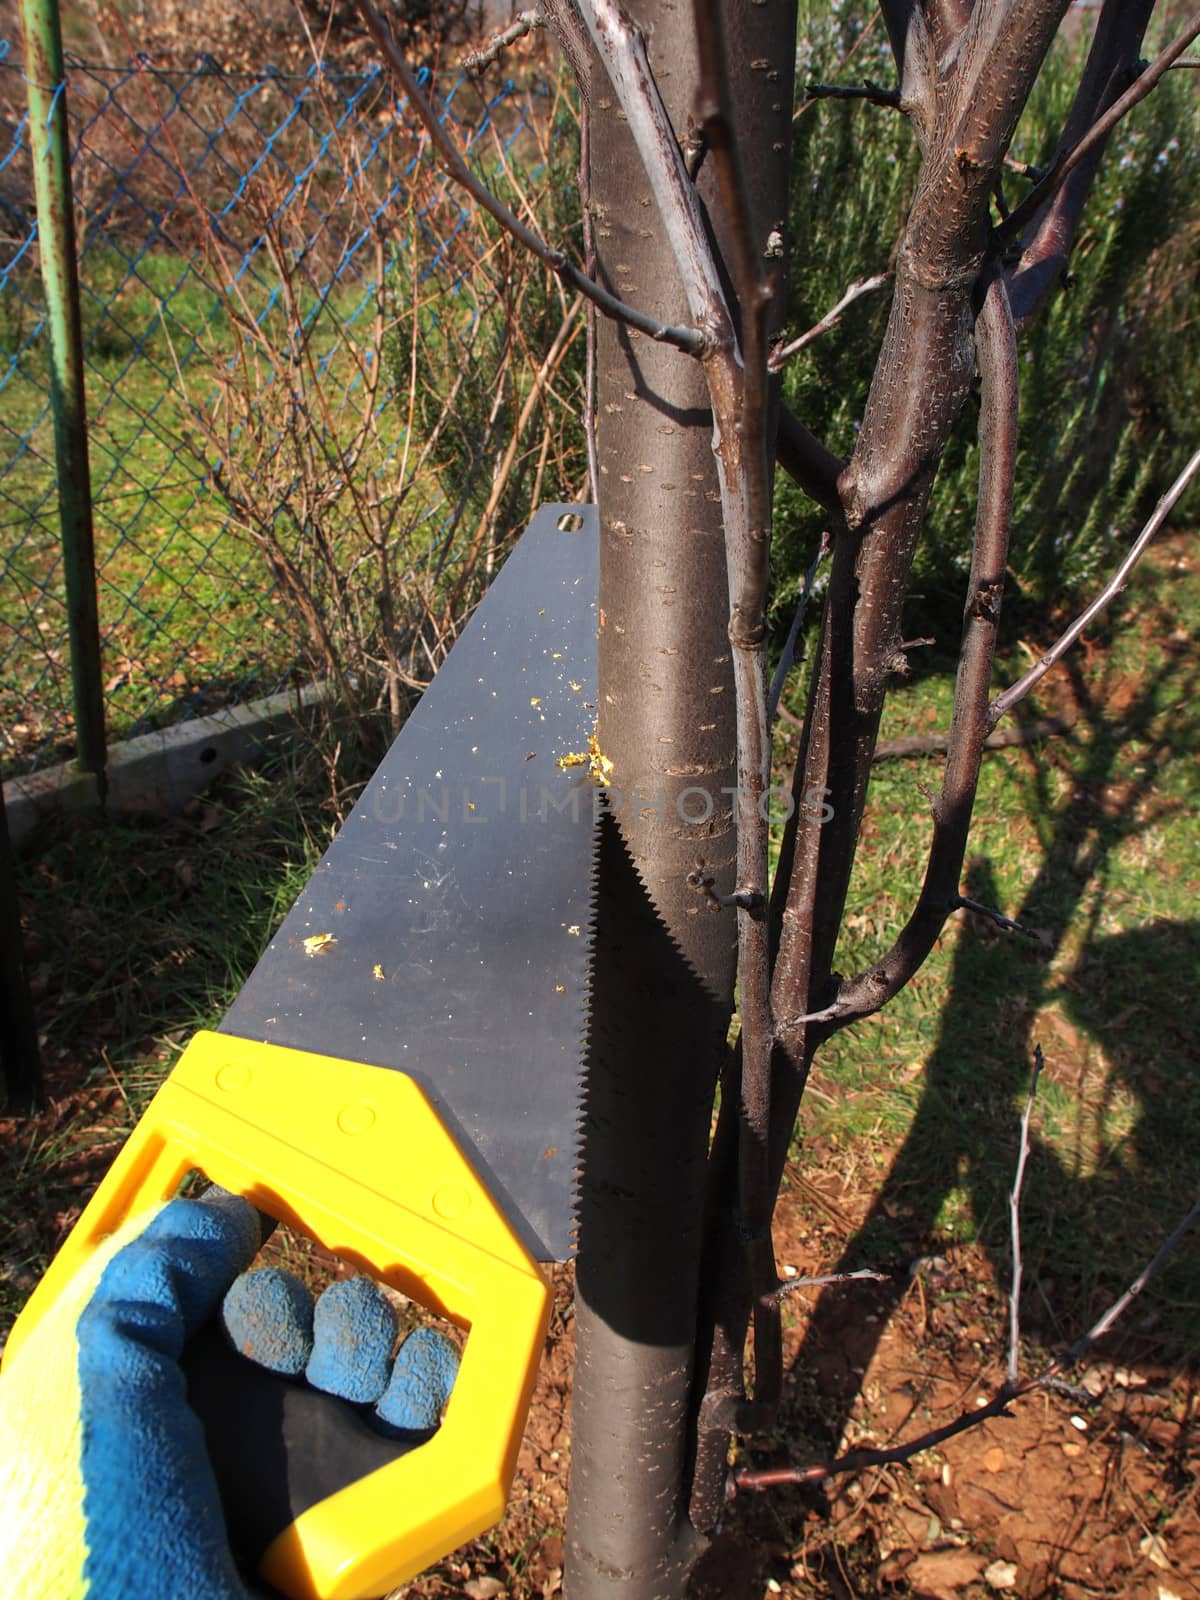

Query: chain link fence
[0,40,578,777]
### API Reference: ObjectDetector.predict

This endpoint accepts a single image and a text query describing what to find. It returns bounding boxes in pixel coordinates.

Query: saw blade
[222,505,599,1261]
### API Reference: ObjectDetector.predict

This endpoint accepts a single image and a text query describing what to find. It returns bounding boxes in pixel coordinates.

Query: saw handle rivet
[433,1185,471,1220]
[215,1062,252,1093]
[336,1100,377,1135]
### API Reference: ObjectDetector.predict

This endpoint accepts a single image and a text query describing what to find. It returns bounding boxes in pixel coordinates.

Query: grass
[0,248,365,773]
[778,531,1200,1357]
[3,535,1197,1365]
[0,734,349,1331]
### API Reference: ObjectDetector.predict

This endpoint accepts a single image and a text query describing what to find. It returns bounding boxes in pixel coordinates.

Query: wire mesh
[0,42,550,776]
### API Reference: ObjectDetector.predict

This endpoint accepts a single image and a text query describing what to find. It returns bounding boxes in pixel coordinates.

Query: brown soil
[394,1164,1199,1600]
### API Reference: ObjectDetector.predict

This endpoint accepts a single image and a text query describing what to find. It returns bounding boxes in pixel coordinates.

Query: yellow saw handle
[4,1031,551,1600]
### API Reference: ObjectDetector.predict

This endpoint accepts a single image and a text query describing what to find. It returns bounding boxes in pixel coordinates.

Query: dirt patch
[395,1172,1199,1600]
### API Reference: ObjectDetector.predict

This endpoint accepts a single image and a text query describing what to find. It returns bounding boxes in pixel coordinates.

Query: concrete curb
[3,682,332,852]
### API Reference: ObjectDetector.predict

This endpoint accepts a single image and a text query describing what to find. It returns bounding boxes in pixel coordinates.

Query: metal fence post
[18,0,107,797]
[0,779,41,1109]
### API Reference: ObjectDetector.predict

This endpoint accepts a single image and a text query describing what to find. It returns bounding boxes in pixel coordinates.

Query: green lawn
[0,246,417,775]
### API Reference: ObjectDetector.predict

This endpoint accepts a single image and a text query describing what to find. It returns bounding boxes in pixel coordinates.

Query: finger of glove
[74,1194,261,1599]
[222,1267,315,1376]
[305,1277,399,1403]
[374,1326,461,1437]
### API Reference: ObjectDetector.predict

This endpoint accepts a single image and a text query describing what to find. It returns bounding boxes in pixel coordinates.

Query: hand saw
[5,504,600,1600]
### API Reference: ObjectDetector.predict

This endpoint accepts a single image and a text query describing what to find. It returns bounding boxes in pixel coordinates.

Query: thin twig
[1047,1192,1200,1377]
[768,530,831,723]
[769,274,889,370]
[952,895,1043,940]
[1008,1045,1043,1383]
[771,1267,890,1302]
[460,9,544,75]
[999,15,1200,244]
[354,0,706,355]
[730,1190,1200,1497]
[989,446,1200,728]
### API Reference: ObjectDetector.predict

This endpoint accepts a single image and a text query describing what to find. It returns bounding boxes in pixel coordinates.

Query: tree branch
[775,407,845,512]
[769,273,890,371]
[460,8,544,74]
[769,530,831,725]
[803,79,901,109]
[878,0,936,132]
[1006,0,1156,329]
[953,894,1043,941]
[578,0,732,339]
[771,1266,890,1301]
[872,713,1072,762]
[999,12,1200,250]
[815,270,1019,1032]
[354,0,707,355]
[694,0,779,1418]
[989,445,1200,729]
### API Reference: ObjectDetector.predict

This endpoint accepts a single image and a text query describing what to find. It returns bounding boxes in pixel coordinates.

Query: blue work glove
[0,1192,459,1600]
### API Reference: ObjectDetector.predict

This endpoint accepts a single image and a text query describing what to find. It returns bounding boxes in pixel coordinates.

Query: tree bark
[564,0,794,1593]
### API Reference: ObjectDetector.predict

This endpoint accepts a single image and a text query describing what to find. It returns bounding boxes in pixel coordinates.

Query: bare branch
[1006,0,1155,329]
[804,79,901,109]
[1047,1193,1200,1376]
[460,9,544,75]
[873,713,1072,763]
[953,895,1043,941]
[769,531,831,724]
[769,274,890,371]
[771,1267,890,1302]
[775,406,844,512]
[694,0,780,1418]
[730,1189,1200,1498]
[999,13,1200,248]
[878,0,936,131]
[354,0,706,355]
[989,446,1200,729]
[817,271,1020,1032]
[728,1385,1021,1494]
[1008,1045,1043,1384]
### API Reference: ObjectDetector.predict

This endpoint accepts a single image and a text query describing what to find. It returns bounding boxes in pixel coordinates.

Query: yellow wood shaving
[556,731,613,786]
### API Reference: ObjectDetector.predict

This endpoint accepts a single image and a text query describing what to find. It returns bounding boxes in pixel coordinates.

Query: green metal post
[19,0,107,795]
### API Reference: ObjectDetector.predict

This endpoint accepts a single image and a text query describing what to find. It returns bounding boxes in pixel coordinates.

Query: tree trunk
[565,1,796,1593]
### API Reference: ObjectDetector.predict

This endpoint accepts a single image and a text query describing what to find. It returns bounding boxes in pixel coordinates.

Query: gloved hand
[0,1191,459,1600]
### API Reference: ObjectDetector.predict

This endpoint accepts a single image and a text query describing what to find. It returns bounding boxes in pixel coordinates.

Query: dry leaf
[463,1578,506,1600]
